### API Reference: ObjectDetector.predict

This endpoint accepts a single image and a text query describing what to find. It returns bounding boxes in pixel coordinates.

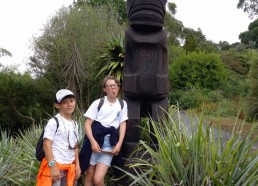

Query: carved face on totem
[127,0,167,31]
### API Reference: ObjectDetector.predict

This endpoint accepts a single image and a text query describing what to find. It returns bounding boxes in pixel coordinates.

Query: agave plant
[93,33,125,82]
[0,131,16,185]
[118,106,258,186]
[0,130,37,186]
[0,128,43,185]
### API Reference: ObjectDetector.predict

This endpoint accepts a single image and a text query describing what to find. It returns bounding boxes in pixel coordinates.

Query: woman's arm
[85,118,101,152]
[112,121,126,155]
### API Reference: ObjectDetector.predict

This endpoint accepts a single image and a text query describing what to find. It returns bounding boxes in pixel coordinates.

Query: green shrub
[167,45,186,65]
[169,88,223,110]
[202,99,237,117]
[0,71,56,135]
[220,71,249,99]
[221,52,249,75]
[169,52,227,90]
[169,87,203,109]
[169,87,244,118]
[246,52,258,121]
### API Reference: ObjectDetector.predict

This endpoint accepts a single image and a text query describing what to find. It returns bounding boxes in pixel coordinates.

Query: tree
[0,48,12,58]
[239,18,258,48]
[29,5,125,110]
[218,41,231,50]
[0,70,55,135]
[75,0,127,24]
[183,28,218,53]
[237,0,258,18]
[164,3,184,46]
[183,29,199,53]
[167,2,177,15]
[0,48,12,68]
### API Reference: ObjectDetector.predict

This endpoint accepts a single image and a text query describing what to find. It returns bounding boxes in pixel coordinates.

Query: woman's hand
[112,144,121,156]
[91,140,101,153]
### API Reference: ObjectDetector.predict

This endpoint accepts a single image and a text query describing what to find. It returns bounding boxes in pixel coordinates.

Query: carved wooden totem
[122,0,168,159]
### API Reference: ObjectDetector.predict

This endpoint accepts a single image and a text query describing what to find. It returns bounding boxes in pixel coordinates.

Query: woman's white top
[84,96,128,129]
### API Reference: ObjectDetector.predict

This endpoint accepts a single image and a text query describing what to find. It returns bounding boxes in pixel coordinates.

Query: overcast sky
[0,0,73,72]
[0,0,253,72]
[171,0,252,43]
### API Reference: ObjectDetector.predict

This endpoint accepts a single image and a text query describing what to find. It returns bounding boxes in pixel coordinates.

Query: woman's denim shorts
[90,135,113,166]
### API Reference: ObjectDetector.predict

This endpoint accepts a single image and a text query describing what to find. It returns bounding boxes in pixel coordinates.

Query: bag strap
[118,98,124,110]
[97,97,105,112]
[53,116,59,133]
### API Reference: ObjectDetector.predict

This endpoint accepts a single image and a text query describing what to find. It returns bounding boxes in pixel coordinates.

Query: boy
[37,89,81,186]
[79,76,128,186]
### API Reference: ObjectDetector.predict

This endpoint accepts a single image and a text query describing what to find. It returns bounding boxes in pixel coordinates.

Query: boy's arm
[85,118,101,152]
[43,139,60,181]
[74,123,81,178]
[74,147,81,179]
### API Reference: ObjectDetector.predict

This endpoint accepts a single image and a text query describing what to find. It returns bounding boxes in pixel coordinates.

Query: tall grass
[1,110,258,185]
[0,127,42,186]
[122,107,258,186]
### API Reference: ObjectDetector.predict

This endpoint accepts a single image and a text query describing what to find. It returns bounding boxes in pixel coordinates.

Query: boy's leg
[93,162,109,186]
[85,165,95,186]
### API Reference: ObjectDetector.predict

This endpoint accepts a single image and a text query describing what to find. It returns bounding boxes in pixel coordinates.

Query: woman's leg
[84,165,95,186]
[93,162,109,186]
[92,135,113,186]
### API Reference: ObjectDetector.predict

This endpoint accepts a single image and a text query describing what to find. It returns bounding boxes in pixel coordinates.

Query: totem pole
[122,0,169,161]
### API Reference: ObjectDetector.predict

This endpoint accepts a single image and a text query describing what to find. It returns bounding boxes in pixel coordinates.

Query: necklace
[106,98,117,106]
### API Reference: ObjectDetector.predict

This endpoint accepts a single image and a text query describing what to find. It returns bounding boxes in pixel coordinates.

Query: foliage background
[1,0,258,185]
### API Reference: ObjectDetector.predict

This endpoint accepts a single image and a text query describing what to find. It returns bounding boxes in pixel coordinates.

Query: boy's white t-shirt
[84,96,128,129]
[43,113,78,164]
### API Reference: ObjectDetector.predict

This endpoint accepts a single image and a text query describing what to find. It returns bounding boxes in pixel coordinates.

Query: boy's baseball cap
[55,89,75,103]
